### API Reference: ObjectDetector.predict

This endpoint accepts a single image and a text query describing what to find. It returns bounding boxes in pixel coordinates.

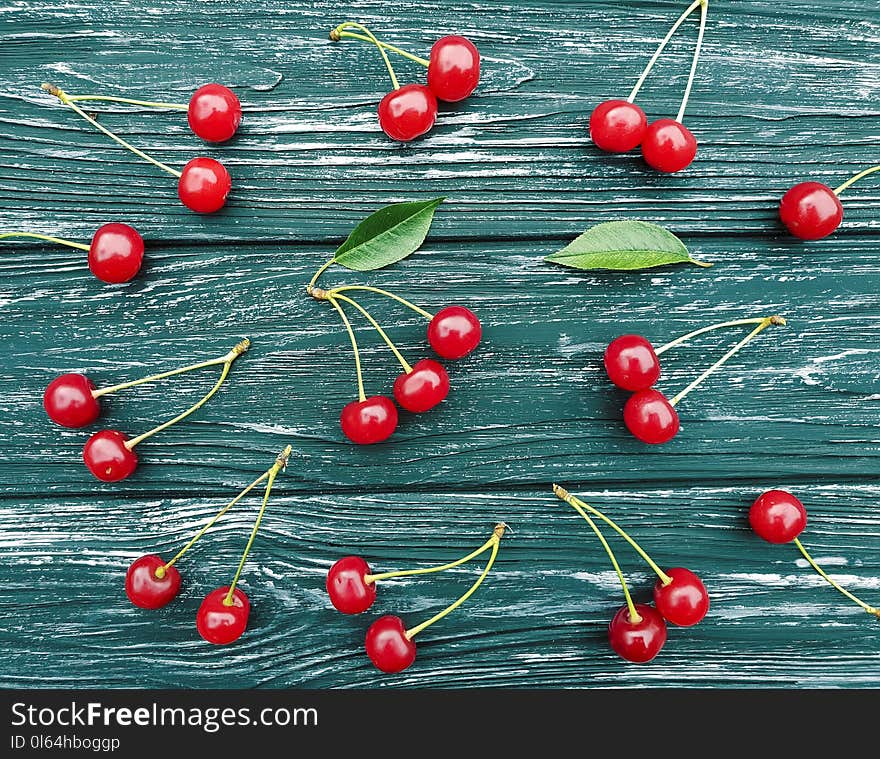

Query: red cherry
[427,35,480,102]
[187,84,242,143]
[393,359,450,413]
[377,84,438,142]
[608,603,667,663]
[653,567,709,627]
[83,429,138,482]
[604,335,660,392]
[177,157,231,213]
[641,119,697,173]
[779,182,843,240]
[749,489,807,544]
[326,556,376,614]
[44,373,100,428]
[88,223,144,283]
[365,615,417,673]
[623,389,680,444]
[196,587,250,645]
[428,305,481,359]
[589,99,648,153]
[340,395,398,444]
[125,554,181,609]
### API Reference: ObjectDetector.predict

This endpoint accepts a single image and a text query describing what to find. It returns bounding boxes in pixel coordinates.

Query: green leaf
[544,220,711,271]
[333,198,445,271]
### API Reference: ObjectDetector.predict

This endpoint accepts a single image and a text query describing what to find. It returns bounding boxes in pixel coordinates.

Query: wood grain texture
[1,0,879,689]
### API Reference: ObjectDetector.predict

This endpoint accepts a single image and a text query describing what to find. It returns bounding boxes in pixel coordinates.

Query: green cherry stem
[552,485,673,586]
[224,445,292,606]
[330,27,431,67]
[404,523,507,640]
[41,83,182,178]
[654,316,776,356]
[327,296,367,402]
[793,539,879,617]
[668,315,785,407]
[123,339,250,450]
[833,164,880,196]
[329,22,400,90]
[307,258,337,292]
[60,93,188,110]
[326,285,434,320]
[328,292,413,373]
[0,232,90,251]
[675,0,709,123]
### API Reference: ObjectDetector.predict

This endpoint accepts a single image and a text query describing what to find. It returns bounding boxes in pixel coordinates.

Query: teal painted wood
[1,0,879,688]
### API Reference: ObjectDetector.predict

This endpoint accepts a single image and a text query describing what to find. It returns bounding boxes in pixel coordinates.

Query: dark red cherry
[88,223,144,283]
[377,84,438,142]
[604,335,660,391]
[641,119,697,173]
[653,567,709,627]
[589,99,648,153]
[365,615,417,673]
[608,603,667,663]
[393,359,450,413]
[428,306,481,359]
[749,489,807,544]
[427,35,480,102]
[779,182,843,240]
[177,157,231,213]
[83,429,138,482]
[623,389,680,444]
[326,556,376,614]
[125,554,181,609]
[44,373,100,428]
[187,84,242,143]
[196,587,250,645]
[340,395,398,444]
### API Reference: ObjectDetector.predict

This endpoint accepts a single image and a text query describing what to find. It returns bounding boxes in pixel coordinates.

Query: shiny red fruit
[196,587,250,645]
[326,556,376,615]
[428,306,481,359]
[427,35,480,102]
[88,223,144,283]
[83,429,138,481]
[177,157,231,213]
[125,554,181,609]
[623,389,680,444]
[44,373,100,428]
[589,99,648,153]
[749,489,807,543]
[393,359,450,413]
[187,83,242,143]
[365,615,417,673]
[340,396,398,444]
[604,334,660,391]
[653,567,709,627]
[378,84,438,142]
[779,182,843,240]
[641,119,697,173]
[608,603,667,663]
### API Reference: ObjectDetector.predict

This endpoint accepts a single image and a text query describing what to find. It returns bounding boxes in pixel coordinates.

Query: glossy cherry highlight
[177,157,231,213]
[125,554,181,609]
[196,587,250,645]
[641,119,697,173]
[623,389,680,444]
[393,359,450,413]
[88,223,145,283]
[653,567,709,627]
[779,182,843,240]
[428,306,482,359]
[589,100,648,153]
[187,84,242,143]
[378,84,438,142]
[365,615,417,673]
[340,395,398,444]
[83,429,138,482]
[427,35,480,102]
[749,489,807,544]
[326,556,377,614]
[44,373,99,428]
[608,603,668,663]
[604,334,660,391]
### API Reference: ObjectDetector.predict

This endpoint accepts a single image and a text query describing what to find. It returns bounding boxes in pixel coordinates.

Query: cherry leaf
[333,198,445,271]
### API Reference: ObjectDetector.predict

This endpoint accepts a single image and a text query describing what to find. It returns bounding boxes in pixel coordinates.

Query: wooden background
[1,0,878,688]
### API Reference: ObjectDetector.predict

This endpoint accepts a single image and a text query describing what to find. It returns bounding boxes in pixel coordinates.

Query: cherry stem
[307,258,336,291]
[41,83,182,179]
[833,164,880,196]
[326,285,434,320]
[365,527,502,584]
[627,0,705,107]
[668,315,785,407]
[329,22,400,90]
[327,296,367,403]
[60,93,188,110]
[675,0,708,123]
[552,485,673,586]
[655,316,773,356]
[405,524,506,639]
[328,292,413,373]
[123,339,249,449]
[0,232,90,252]
[330,28,431,67]
[793,538,879,617]
[92,341,247,399]
[222,446,292,605]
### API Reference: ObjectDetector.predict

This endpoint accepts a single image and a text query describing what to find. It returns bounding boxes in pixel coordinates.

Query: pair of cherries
[341,305,481,444]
